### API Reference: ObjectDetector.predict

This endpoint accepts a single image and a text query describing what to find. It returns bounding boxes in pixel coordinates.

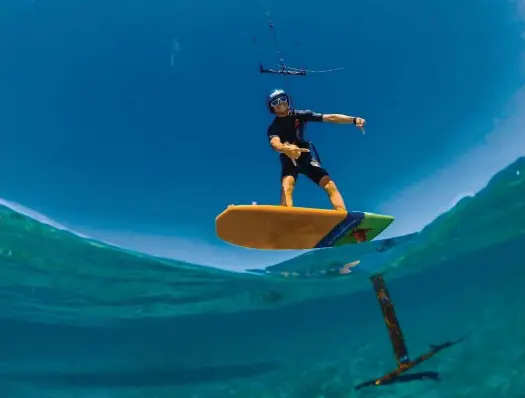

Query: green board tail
[315,211,395,248]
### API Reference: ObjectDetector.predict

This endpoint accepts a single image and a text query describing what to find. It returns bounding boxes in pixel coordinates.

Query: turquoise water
[0,159,524,397]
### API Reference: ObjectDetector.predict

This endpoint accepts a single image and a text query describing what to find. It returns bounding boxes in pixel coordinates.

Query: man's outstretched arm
[322,114,358,124]
[323,114,366,133]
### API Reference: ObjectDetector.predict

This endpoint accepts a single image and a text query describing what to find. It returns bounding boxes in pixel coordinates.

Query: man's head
[267,89,290,116]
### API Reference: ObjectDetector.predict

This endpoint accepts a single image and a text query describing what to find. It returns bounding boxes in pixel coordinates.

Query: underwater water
[0,160,524,398]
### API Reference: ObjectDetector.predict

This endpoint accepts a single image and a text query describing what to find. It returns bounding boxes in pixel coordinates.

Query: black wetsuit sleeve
[267,123,280,142]
[295,109,324,122]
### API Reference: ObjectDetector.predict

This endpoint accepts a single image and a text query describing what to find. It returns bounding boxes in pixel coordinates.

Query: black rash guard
[266,109,329,185]
[266,109,324,151]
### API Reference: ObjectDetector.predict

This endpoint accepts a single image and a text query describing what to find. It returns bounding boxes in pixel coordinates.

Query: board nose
[215,205,347,250]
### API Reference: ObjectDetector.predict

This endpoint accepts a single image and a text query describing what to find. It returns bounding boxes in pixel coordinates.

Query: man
[266,88,366,211]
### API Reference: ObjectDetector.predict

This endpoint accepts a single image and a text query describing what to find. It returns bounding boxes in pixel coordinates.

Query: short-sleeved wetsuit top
[267,109,323,149]
[266,109,330,185]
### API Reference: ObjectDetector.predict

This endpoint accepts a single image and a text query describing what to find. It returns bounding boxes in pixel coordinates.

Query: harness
[309,142,322,165]
[294,117,322,165]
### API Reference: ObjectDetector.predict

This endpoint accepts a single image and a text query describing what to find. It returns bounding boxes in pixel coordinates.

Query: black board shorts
[280,153,329,185]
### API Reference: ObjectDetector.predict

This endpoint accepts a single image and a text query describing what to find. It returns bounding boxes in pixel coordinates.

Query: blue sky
[1,0,524,270]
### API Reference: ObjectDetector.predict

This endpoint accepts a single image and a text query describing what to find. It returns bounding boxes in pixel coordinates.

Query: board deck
[215,205,395,250]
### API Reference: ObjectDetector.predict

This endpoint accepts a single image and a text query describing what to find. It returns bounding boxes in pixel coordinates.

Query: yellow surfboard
[215,204,395,250]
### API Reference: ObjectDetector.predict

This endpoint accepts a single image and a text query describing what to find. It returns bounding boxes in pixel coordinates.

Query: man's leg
[281,175,296,206]
[280,156,299,207]
[319,176,346,211]
[304,158,347,211]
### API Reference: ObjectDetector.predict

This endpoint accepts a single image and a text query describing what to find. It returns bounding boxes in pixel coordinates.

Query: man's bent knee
[319,176,338,192]
[319,176,346,211]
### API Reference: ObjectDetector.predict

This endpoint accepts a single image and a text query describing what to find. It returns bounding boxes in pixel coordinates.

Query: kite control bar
[253,12,343,79]
[259,64,306,76]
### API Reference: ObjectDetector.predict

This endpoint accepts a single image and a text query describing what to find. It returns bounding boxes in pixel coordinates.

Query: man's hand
[282,143,309,161]
[355,117,366,135]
